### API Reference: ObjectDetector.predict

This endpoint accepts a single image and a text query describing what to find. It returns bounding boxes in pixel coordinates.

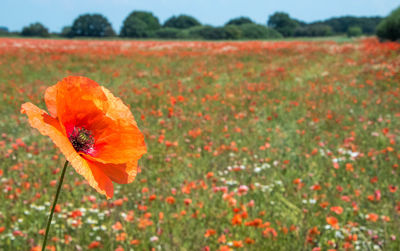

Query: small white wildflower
[262,163,271,169]
[86,218,97,224]
[373,245,381,250]
[254,167,261,173]
[261,185,270,192]
[349,151,359,158]
[150,236,159,242]
[226,180,237,186]
[335,231,344,239]
[89,208,99,213]
[37,206,45,211]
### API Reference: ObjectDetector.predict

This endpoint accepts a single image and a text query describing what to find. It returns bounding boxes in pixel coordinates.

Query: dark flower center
[68,127,94,153]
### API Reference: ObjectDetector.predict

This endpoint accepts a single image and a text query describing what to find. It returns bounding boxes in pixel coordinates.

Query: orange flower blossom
[21,76,146,198]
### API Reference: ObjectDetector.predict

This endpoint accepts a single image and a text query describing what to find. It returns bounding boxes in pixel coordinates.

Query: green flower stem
[42,160,69,251]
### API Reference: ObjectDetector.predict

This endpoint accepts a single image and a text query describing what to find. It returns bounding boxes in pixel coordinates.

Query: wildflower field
[0,37,399,250]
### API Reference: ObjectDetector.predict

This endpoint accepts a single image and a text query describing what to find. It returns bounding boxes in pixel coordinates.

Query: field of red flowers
[0,37,399,250]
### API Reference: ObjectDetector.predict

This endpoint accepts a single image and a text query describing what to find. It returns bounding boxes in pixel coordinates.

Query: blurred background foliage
[1,6,399,41]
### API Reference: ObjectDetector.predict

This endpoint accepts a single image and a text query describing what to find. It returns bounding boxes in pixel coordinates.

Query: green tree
[184,24,281,40]
[182,26,209,39]
[223,25,242,39]
[180,25,243,40]
[225,17,254,26]
[155,28,184,39]
[164,15,201,29]
[185,26,222,40]
[267,12,298,37]
[376,6,400,41]
[294,24,333,37]
[239,23,283,39]
[120,11,160,37]
[21,22,49,37]
[347,26,362,37]
[71,14,115,37]
[312,16,382,35]
[0,26,9,36]
[61,26,73,38]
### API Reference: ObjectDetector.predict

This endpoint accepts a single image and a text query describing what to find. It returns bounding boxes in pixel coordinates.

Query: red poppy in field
[330,206,343,215]
[366,213,379,222]
[326,216,339,229]
[21,76,146,198]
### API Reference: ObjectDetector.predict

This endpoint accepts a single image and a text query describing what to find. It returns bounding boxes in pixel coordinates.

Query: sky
[1,0,399,33]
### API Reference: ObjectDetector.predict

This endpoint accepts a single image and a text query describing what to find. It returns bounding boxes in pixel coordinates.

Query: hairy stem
[42,160,68,251]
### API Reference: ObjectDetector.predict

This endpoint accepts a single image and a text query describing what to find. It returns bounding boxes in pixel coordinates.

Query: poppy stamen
[69,127,94,153]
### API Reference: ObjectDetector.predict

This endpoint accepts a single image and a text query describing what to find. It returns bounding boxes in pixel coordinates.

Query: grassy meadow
[0,37,399,250]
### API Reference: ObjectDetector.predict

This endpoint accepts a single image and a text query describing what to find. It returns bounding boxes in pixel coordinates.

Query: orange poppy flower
[326,216,339,229]
[330,206,343,215]
[21,76,146,198]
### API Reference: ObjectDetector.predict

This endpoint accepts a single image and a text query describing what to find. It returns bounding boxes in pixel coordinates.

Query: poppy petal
[85,160,114,198]
[21,102,113,198]
[44,84,58,118]
[89,118,146,163]
[54,76,108,135]
[83,156,138,184]
[101,86,137,126]
[86,87,147,163]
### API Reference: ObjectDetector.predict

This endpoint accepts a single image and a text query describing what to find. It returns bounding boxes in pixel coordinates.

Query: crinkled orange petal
[87,87,147,163]
[85,160,114,198]
[101,86,137,126]
[51,76,145,164]
[54,76,108,135]
[44,84,57,118]
[89,118,146,163]
[21,102,113,198]
[83,157,138,184]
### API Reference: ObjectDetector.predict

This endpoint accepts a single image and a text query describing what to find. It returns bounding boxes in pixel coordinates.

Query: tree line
[1,7,399,41]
